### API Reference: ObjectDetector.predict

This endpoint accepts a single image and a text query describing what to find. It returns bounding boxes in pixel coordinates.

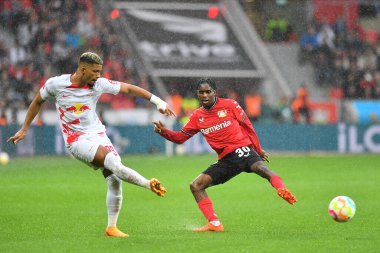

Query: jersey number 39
[235,146,250,157]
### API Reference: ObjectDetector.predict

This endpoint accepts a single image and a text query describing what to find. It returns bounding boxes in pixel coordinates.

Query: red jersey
[160,98,263,159]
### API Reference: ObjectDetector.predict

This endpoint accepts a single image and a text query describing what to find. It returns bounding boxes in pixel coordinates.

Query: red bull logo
[66,103,91,115]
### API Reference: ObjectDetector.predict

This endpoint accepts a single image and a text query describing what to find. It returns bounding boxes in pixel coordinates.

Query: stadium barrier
[1,123,379,156]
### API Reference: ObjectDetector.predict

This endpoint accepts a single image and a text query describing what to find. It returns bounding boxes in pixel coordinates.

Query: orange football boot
[277,188,297,205]
[105,227,129,237]
[150,178,167,197]
[192,222,224,232]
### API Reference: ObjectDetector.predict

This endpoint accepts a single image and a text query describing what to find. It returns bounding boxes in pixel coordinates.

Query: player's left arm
[240,117,269,162]
[119,82,176,117]
[230,100,269,162]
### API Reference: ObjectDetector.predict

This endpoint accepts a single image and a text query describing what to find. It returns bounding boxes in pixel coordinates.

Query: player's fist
[159,106,176,117]
[7,129,27,144]
[259,149,270,163]
[150,95,176,117]
[153,121,166,133]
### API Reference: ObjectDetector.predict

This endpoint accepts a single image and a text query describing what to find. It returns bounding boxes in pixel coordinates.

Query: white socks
[106,174,122,228]
[210,220,221,226]
[104,153,150,189]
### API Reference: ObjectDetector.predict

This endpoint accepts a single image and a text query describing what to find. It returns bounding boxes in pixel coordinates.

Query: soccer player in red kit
[153,78,296,232]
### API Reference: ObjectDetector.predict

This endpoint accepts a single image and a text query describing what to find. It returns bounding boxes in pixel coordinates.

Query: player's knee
[104,152,122,174]
[251,161,273,179]
[92,145,111,167]
[102,168,113,178]
[190,181,205,193]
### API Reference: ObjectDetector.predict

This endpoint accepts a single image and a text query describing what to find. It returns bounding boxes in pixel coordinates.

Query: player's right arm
[7,93,45,144]
[153,121,191,144]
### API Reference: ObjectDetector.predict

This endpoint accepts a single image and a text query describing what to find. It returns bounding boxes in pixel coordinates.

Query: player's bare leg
[250,161,297,205]
[190,174,224,232]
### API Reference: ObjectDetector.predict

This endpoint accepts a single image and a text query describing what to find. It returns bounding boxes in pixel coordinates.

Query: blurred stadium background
[1,0,380,156]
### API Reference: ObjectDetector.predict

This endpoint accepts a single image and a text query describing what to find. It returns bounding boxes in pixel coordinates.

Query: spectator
[169,91,183,118]
[0,111,7,126]
[317,23,336,55]
[344,62,362,99]
[265,16,289,42]
[299,25,319,64]
[292,86,311,124]
[359,70,376,99]
[357,47,377,71]
[314,52,333,87]
[244,90,261,122]
[9,38,27,64]
[0,1,144,112]
[276,96,292,123]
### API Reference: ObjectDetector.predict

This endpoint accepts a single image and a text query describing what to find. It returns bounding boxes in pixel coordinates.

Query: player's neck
[70,72,86,86]
[203,97,217,110]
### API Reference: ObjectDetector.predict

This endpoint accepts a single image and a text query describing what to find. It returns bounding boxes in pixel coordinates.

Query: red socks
[197,177,284,222]
[270,175,285,190]
[197,197,219,222]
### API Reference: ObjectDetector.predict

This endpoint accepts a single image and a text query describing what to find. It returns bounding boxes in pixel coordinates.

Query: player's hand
[153,121,166,133]
[259,149,270,163]
[159,105,176,117]
[7,129,27,145]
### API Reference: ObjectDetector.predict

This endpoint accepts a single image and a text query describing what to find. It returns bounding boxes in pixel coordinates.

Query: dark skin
[154,83,274,202]
[8,61,175,178]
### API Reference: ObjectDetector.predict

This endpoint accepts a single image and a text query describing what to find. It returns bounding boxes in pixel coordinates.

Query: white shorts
[66,132,121,169]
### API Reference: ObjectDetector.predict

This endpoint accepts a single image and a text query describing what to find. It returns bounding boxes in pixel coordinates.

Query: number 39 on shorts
[235,146,250,157]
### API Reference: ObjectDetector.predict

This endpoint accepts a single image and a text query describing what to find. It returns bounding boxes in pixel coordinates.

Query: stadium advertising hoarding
[116,2,261,77]
[1,124,380,156]
[337,124,380,153]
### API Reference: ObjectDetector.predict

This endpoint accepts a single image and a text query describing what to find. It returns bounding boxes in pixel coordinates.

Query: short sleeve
[40,77,57,101]
[96,78,120,95]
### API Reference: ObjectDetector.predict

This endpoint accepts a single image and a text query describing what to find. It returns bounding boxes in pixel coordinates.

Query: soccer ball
[0,152,10,165]
[328,196,356,222]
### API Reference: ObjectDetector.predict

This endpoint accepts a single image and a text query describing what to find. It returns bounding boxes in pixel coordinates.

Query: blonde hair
[79,52,103,65]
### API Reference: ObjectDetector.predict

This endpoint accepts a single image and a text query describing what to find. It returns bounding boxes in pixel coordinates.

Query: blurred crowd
[2,1,377,127]
[0,0,145,124]
[166,85,310,126]
[299,17,380,100]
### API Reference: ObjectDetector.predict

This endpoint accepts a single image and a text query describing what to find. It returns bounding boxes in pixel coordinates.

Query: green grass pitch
[0,154,379,253]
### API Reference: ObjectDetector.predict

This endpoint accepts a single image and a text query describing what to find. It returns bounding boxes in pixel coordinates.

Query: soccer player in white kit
[8,52,176,237]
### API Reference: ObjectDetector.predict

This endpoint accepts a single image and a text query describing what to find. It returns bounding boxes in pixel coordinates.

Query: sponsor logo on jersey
[199,117,204,122]
[66,103,91,115]
[200,120,231,135]
[108,79,119,85]
[217,110,227,118]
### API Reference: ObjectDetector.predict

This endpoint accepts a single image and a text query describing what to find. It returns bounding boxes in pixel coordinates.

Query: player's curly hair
[79,52,103,65]
[196,78,217,90]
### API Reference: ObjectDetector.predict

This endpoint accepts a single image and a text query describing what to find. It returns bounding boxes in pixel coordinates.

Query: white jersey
[40,74,120,144]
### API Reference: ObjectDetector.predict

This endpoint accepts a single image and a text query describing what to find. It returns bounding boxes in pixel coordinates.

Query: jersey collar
[202,97,218,111]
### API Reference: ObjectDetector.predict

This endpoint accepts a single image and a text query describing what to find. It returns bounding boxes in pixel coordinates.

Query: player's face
[82,64,102,86]
[197,83,216,107]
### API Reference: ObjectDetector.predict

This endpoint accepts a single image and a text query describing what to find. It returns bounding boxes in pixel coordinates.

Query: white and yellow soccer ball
[0,152,10,165]
[328,196,356,222]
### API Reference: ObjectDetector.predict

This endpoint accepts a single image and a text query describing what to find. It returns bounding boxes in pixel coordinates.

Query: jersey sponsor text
[200,120,231,135]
